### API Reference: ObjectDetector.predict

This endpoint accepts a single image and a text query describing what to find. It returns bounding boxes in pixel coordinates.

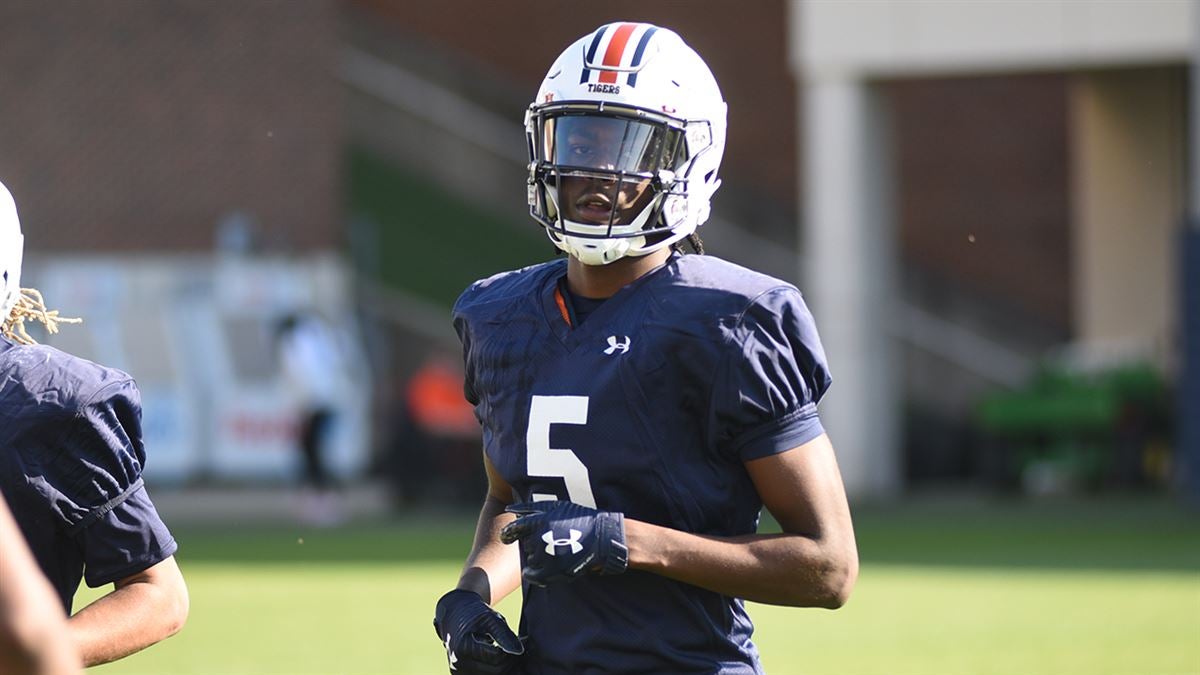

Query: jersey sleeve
[54,378,178,587]
[710,287,832,462]
[452,306,479,408]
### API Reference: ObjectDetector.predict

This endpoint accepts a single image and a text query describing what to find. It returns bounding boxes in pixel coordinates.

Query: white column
[1069,69,1185,364]
[801,78,901,498]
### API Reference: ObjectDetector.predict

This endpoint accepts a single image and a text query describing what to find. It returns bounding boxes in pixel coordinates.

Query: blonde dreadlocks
[1,288,81,346]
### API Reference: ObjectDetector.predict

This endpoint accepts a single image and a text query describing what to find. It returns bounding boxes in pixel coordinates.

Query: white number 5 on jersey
[526,395,596,508]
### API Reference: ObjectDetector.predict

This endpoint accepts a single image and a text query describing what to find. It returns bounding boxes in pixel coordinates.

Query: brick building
[0,1,340,253]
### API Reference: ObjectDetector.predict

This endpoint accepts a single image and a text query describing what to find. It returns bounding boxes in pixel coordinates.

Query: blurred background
[3,0,1195,504]
[2,1,1197,673]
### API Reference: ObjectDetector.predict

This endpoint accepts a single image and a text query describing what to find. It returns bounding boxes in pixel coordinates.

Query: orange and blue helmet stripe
[579,23,659,88]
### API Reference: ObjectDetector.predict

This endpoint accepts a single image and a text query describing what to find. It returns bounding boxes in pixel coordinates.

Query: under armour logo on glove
[444,633,458,671]
[542,528,584,555]
[501,500,628,586]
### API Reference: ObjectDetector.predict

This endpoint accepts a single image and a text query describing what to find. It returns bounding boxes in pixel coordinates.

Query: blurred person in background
[0,181,188,667]
[274,310,345,525]
[388,352,481,507]
[433,23,857,674]
[0,497,81,675]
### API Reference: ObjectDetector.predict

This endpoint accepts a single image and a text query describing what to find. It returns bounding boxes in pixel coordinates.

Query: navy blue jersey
[0,336,177,612]
[453,254,831,674]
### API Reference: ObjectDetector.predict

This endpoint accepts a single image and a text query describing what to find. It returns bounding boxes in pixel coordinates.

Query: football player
[434,22,858,674]
[0,497,81,674]
[0,180,188,667]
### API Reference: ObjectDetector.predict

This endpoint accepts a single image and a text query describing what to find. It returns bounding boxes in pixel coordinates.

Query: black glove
[500,500,628,586]
[433,589,523,674]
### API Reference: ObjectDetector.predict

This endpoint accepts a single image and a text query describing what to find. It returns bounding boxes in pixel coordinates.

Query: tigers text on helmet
[0,181,24,322]
[526,22,727,266]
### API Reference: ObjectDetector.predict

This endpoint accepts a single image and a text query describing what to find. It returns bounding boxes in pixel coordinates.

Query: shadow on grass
[847,495,1200,573]
[170,496,1200,573]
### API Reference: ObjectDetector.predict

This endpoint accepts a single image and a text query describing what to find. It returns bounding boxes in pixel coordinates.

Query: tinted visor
[542,114,684,175]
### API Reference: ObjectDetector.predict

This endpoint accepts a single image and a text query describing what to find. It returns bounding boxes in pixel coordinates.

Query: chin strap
[559,234,639,266]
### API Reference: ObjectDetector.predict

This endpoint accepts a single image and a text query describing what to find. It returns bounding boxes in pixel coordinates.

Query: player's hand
[433,589,523,674]
[499,500,628,586]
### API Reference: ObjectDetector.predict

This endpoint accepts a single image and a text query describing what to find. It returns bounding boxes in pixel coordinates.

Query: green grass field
[83,497,1200,675]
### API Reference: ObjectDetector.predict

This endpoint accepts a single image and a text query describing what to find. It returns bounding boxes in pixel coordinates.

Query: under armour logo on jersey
[542,528,583,555]
[604,335,631,355]
[444,633,458,670]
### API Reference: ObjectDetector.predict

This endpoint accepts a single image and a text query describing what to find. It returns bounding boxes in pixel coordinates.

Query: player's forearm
[0,502,80,674]
[0,574,78,674]
[457,493,522,605]
[68,570,188,666]
[0,609,80,675]
[624,518,857,608]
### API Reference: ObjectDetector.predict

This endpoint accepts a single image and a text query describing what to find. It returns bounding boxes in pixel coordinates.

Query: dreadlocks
[1,288,81,346]
[673,232,705,255]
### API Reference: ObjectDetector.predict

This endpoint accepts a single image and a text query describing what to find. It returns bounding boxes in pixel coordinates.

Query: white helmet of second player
[0,181,23,322]
[526,23,727,266]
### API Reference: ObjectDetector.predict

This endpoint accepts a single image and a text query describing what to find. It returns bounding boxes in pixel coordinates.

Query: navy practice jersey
[0,336,177,612]
[453,253,831,674]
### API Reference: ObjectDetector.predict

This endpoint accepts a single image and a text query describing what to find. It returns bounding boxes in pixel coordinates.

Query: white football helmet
[526,23,727,265]
[0,181,23,322]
